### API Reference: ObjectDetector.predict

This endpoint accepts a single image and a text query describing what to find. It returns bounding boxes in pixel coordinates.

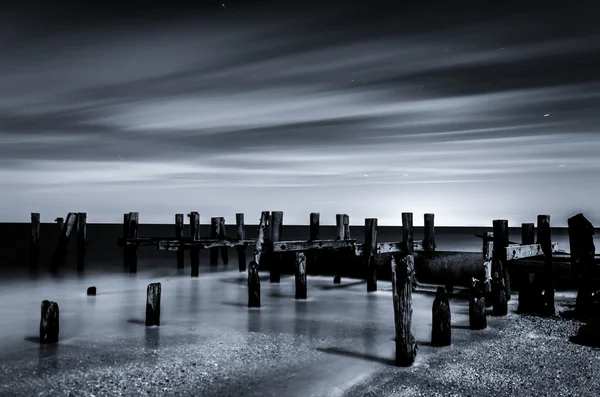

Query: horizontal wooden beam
[354,240,424,256]
[158,239,254,251]
[272,239,357,252]
[506,242,560,261]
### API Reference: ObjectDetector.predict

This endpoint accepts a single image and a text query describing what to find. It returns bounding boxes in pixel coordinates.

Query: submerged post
[333,214,344,284]
[307,213,320,275]
[492,220,508,315]
[270,211,283,283]
[189,212,200,277]
[365,218,378,292]
[423,213,436,252]
[537,215,554,315]
[122,213,130,270]
[145,283,161,326]
[402,213,415,289]
[175,214,184,269]
[469,278,487,330]
[236,213,246,272]
[568,213,596,318]
[391,255,417,366]
[210,217,220,266]
[50,212,77,273]
[30,213,40,269]
[219,217,229,265]
[40,300,59,344]
[127,212,139,273]
[295,252,307,299]
[76,212,87,272]
[248,211,268,307]
[431,287,451,346]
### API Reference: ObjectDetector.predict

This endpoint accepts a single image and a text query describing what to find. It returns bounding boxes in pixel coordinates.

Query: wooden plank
[76,212,87,272]
[506,244,544,261]
[175,214,184,269]
[272,239,357,253]
[423,213,435,252]
[354,240,424,256]
[365,218,378,292]
[236,213,246,272]
[158,239,252,251]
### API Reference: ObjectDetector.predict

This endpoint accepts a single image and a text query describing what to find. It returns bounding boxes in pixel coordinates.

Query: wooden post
[270,211,283,283]
[295,252,307,299]
[87,286,96,296]
[50,213,77,273]
[210,217,220,266]
[343,214,351,239]
[30,213,40,269]
[55,217,64,232]
[175,214,184,269]
[307,213,320,275]
[469,278,486,329]
[492,220,508,315]
[391,255,417,366]
[127,212,139,273]
[219,217,229,265]
[365,218,378,292]
[145,283,161,326]
[402,213,416,290]
[40,300,59,344]
[236,213,246,272]
[482,231,493,305]
[189,212,200,277]
[423,213,435,252]
[122,213,130,270]
[248,211,268,308]
[333,214,344,284]
[76,212,87,272]
[537,215,554,315]
[518,223,540,314]
[431,287,451,346]
[568,213,596,318]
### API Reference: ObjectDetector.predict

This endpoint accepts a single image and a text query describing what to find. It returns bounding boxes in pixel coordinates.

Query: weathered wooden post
[30,213,40,269]
[219,217,229,265]
[50,213,77,273]
[210,217,220,266]
[295,252,307,299]
[423,213,435,252]
[236,213,246,272]
[365,218,378,292]
[518,223,542,314]
[391,255,417,366]
[568,213,596,318]
[55,217,64,232]
[469,278,486,329]
[343,214,351,240]
[248,211,268,307]
[431,287,451,346]
[189,212,200,277]
[87,286,96,296]
[127,212,139,273]
[175,214,184,269]
[333,214,345,284]
[537,215,554,315]
[40,300,59,344]
[482,231,493,306]
[492,220,508,315]
[270,211,283,283]
[307,213,320,275]
[122,213,130,270]
[402,213,416,290]
[145,283,161,326]
[76,212,87,272]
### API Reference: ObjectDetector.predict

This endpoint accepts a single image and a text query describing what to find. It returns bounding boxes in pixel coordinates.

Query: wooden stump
[423,213,436,252]
[333,214,344,284]
[50,212,77,273]
[219,217,229,265]
[391,255,417,366]
[469,278,486,330]
[482,232,493,307]
[122,213,130,271]
[145,283,161,326]
[402,213,416,290]
[189,212,200,277]
[295,252,307,300]
[40,300,59,344]
[210,217,220,266]
[126,212,139,274]
[537,215,554,315]
[431,287,451,346]
[76,212,87,272]
[236,213,246,272]
[87,286,96,296]
[175,214,184,269]
[492,220,509,315]
[365,218,378,292]
[568,213,596,318]
[248,261,261,307]
[307,213,320,275]
[30,213,40,269]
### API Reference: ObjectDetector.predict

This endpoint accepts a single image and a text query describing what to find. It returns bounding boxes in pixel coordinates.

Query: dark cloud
[1,1,599,225]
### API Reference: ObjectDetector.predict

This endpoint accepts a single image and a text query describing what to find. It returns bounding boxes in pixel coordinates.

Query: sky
[1,1,600,226]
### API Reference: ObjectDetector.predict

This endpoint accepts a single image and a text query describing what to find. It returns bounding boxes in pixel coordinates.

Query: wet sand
[0,268,598,396]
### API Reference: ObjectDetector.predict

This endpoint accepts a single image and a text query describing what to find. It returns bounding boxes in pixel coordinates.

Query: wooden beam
[506,242,560,260]
[272,239,357,252]
[158,239,254,251]
[354,240,424,256]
